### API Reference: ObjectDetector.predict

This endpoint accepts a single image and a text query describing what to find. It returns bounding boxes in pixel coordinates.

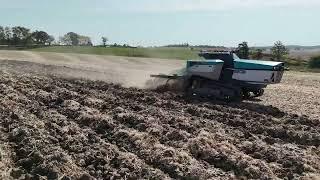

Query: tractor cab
[199,51,235,81]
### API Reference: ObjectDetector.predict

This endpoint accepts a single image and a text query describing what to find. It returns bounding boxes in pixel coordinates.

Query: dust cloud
[0,50,185,88]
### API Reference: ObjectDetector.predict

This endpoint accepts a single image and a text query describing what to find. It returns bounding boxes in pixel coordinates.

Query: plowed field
[0,51,319,179]
[0,71,319,179]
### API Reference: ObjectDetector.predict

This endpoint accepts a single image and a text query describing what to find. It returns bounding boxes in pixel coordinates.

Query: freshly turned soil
[0,71,319,179]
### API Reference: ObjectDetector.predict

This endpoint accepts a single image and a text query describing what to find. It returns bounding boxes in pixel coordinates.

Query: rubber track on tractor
[186,76,244,101]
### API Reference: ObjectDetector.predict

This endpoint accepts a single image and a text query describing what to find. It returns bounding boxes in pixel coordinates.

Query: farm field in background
[29,46,200,60]
[26,45,320,71]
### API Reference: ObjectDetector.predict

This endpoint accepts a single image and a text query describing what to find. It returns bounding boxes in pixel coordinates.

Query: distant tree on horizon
[102,37,108,47]
[11,26,31,45]
[4,27,12,45]
[31,31,50,45]
[59,35,71,45]
[78,35,93,46]
[59,32,92,46]
[0,26,5,44]
[252,49,263,59]
[165,43,189,48]
[236,42,249,59]
[271,41,288,61]
[0,25,55,46]
[66,32,80,46]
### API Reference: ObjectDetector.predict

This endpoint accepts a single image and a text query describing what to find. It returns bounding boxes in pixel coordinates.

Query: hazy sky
[1,0,319,46]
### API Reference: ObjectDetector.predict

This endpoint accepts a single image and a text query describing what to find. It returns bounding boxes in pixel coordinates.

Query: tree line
[235,41,288,61]
[162,41,289,61]
[1,25,292,63]
[0,26,55,46]
[0,25,138,48]
[0,25,96,47]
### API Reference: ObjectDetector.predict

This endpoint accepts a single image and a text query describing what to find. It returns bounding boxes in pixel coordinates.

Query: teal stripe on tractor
[187,59,283,70]
[234,59,283,70]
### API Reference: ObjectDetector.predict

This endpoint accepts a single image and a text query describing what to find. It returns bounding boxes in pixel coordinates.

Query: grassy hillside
[30,46,200,60]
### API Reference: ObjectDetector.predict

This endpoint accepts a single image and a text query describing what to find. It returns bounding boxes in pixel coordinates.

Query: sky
[0,0,319,46]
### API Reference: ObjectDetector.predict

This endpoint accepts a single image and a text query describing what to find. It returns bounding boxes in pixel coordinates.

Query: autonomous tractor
[151,50,285,101]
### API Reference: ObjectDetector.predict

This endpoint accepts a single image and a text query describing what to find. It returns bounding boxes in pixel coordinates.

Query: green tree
[11,26,31,45]
[236,42,249,59]
[4,27,12,44]
[66,32,79,46]
[102,37,108,47]
[0,26,4,44]
[59,32,80,46]
[271,41,288,61]
[252,49,263,59]
[59,35,71,45]
[60,32,92,46]
[78,35,92,46]
[31,31,50,45]
[60,32,79,45]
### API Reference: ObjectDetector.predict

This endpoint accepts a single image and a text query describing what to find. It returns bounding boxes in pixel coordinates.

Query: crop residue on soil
[0,71,319,179]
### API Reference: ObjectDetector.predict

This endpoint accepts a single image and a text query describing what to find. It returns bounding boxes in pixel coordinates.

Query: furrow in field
[10,78,171,179]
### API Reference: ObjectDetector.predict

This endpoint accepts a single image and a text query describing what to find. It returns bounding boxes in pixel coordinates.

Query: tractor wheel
[183,77,193,93]
[242,90,251,99]
[191,79,200,90]
[185,77,199,96]
[253,89,264,97]
[223,95,232,102]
